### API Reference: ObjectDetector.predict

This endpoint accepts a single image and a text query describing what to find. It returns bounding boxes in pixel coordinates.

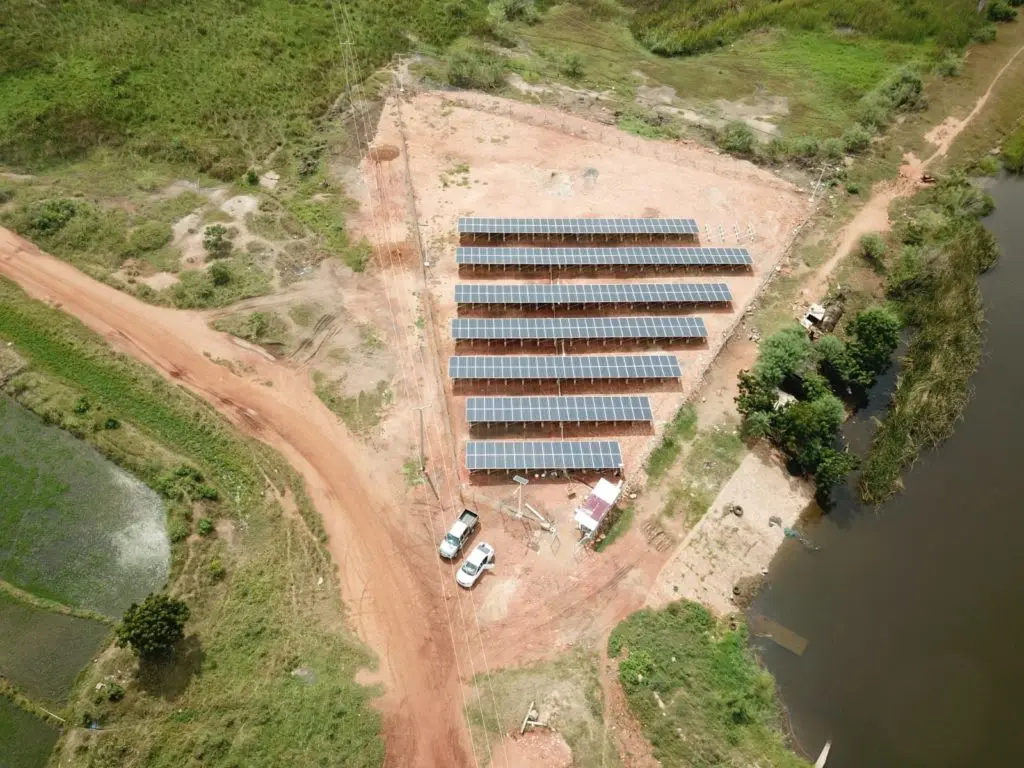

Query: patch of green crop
[0,697,58,768]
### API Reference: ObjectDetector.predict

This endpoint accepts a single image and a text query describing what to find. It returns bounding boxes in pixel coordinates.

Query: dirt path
[0,228,473,767]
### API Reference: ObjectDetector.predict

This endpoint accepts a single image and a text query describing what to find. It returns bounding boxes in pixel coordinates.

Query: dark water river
[751,174,1024,768]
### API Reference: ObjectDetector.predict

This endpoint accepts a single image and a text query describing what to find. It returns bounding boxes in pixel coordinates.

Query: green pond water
[0,698,58,768]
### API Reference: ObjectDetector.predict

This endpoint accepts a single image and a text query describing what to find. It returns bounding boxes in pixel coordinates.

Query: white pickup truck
[439,509,479,559]
[456,543,495,588]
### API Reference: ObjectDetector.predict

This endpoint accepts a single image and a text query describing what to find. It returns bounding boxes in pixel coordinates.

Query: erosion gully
[751,174,1024,767]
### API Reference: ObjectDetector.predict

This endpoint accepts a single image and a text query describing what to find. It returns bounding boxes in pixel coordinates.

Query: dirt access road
[0,228,473,767]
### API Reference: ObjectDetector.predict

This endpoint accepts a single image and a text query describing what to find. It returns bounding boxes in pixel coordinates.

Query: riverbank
[642,27,1024,616]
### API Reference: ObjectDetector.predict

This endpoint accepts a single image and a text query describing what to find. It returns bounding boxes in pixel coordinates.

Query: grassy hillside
[0,0,486,174]
[625,0,986,56]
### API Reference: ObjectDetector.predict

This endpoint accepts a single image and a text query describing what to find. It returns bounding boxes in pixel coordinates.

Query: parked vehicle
[456,543,495,588]
[439,509,479,559]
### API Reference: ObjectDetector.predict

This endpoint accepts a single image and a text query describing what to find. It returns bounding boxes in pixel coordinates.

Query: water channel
[752,174,1024,768]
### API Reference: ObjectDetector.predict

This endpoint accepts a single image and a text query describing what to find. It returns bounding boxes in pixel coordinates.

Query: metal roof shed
[574,478,623,535]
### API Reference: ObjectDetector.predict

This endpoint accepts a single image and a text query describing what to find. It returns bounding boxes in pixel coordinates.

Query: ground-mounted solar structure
[456,246,752,274]
[466,395,653,425]
[465,440,623,473]
[457,218,700,246]
[451,316,707,345]
[455,282,732,309]
[448,354,682,381]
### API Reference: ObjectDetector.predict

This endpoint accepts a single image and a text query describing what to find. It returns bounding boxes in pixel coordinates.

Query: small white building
[574,479,623,537]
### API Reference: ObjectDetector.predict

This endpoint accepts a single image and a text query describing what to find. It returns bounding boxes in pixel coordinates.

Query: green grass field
[0,697,58,768]
[520,5,931,139]
[609,601,809,768]
[0,591,110,706]
[0,395,169,616]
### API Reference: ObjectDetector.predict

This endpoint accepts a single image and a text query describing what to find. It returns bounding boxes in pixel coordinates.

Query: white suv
[456,543,495,588]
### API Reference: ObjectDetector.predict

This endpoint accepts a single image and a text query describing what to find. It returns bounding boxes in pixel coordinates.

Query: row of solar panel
[449,354,681,380]
[467,395,652,424]
[452,316,707,341]
[454,282,732,305]
[458,218,699,235]
[456,246,751,267]
[465,440,623,471]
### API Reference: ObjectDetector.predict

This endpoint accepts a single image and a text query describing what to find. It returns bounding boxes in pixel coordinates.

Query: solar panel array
[456,246,752,268]
[466,440,623,471]
[452,316,707,341]
[458,218,699,236]
[467,395,652,424]
[448,354,682,380]
[455,282,732,305]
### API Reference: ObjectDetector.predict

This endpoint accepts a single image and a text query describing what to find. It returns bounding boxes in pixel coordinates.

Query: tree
[772,393,845,474]
[735,370,777,417]
[847,306,901,384]
[116,593,190,661]
[988,1,1017,21]
[753,325,815,386]
[813,448,860,495]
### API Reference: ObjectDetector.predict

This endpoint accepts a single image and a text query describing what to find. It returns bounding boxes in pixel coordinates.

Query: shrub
[103,417,121,430]
[972,25,997,43]
[1003,126,1024,173]
[157,464,219,502]
[106,683,125,702]
[115,593,190,661]
[859,232,887,270]
[560,52,584,80]
[841,124,872,154]
[73,395,91,414]
[245,169,259,185]
[197,518,215,536]
[787,136,821,166]
[988,1,1017,21]
[498,0,538,23]
[813,448,860,493]
[210,261,231,286]
[935,52,964,77]
[846,182,861,195]
[26,199,79,237]
[126,222,172,256]
[885,246,926,299]
[718,121,756,156]
[821,137,844,161]
[208,559,227,581]
[445,42,506,90]
[203,224,232,258]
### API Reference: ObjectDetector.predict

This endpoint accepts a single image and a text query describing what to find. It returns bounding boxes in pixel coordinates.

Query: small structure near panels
[574,478,624,538]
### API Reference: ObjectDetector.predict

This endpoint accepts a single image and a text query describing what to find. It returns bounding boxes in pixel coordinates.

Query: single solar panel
[451,316,707,341]
[456,246,752,267]
[457,217,699,236]
[465,440,623,471]
[455,283,732,305]
[448,354,682,380]
[467,395,653,424]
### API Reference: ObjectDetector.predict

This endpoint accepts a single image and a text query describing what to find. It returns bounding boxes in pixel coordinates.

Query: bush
[497,0,538,23]
[106,683,125,702]
[73,395,91,414]
[157,464,219,503]
[103,417,121,430]
[560,52,584,80]
[209,261,231,286]
[25,199,79,237]
[846,182,861,195]
[972,25,997,43]
[245,168,259,186]
[1003,126,1024,173]
[115,593,190,661]
[208,559,227,581]
[445,42,506,90]
[988,1,1017,21]
[935,52,964,77]
[841,124,872,154]
[859,232,887,270]
[718,121,756,156]
[203,224,232,258]
[197,518,215,536]
[125,222,172,257]
[787,136,821,166]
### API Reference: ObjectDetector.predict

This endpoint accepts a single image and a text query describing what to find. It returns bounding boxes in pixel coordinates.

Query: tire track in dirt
[0,227,473,767]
